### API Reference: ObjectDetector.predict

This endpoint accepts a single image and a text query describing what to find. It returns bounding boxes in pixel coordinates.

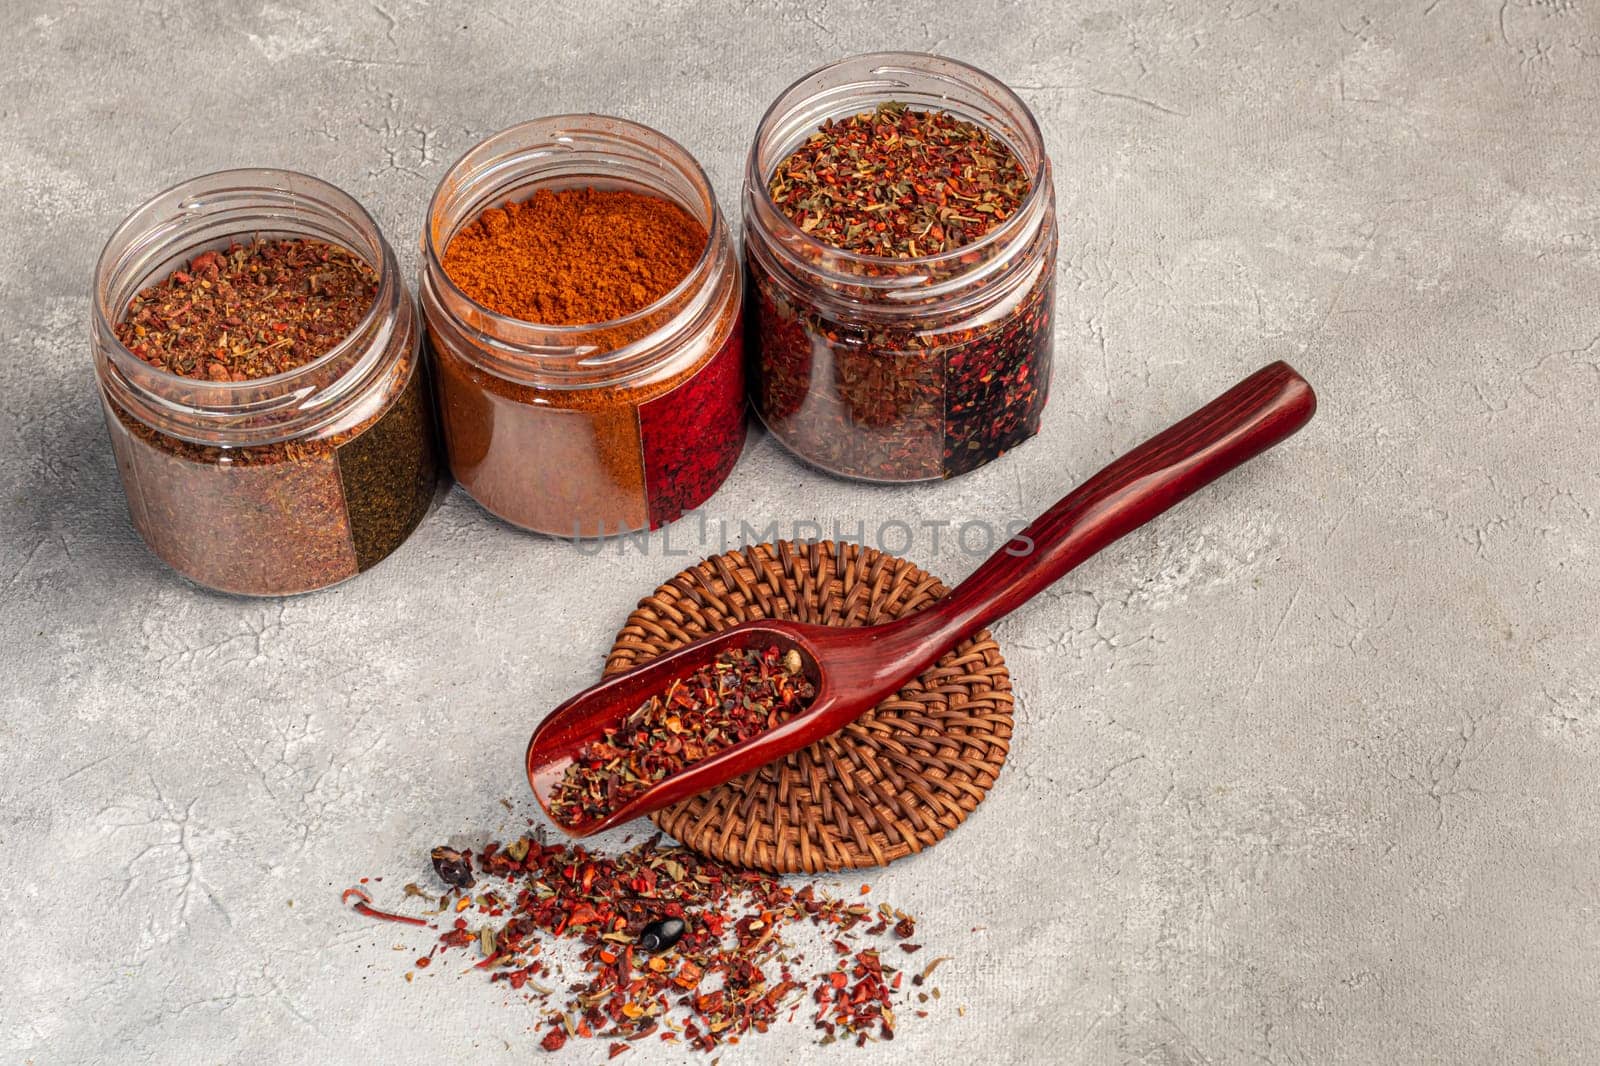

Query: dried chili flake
[341,886,428,927]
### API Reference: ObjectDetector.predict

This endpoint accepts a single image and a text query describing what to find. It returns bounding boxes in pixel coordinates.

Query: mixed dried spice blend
[118,239,377,379]
[546,644,815,830]
[104,237,438,595]
[427,182,745,537]
[347,831,949,1054]
[748,101,1055,481]
[766,102,1029,258]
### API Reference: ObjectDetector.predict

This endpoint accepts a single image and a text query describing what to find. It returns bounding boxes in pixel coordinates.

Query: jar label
[638,326,746,529]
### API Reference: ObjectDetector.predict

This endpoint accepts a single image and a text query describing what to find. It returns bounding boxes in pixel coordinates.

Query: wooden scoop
[527,361,1316,836]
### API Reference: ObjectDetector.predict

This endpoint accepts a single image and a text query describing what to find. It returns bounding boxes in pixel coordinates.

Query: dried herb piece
[546,645,814,828]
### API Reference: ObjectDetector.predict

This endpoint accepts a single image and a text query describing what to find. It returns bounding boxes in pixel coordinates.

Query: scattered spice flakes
[115,238,378,380]
[767,101,1031,259]
[360,834,940,1055]
[547,645,813,829]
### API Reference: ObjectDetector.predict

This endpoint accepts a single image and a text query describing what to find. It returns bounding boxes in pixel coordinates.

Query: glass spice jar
[91,169,442,597]
[419,116,746,538]
[744,52,1059,482]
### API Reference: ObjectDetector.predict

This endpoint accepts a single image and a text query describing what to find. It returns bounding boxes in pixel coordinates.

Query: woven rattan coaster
[601,539,1013,873]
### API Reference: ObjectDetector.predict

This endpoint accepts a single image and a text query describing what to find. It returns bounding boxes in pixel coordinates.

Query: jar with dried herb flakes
[91,169,441,597]
[745,52,1058,482]
[419,116,745,539]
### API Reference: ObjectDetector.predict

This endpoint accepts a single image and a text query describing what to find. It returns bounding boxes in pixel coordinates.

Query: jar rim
[92,167,391,395]
[744,51,1051,274]
[421,114,721,345]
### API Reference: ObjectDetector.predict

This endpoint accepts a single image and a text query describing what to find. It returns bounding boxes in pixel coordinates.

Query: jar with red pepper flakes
[91,169,441,596]
[744,53,1058,482]
[419,116,745,539]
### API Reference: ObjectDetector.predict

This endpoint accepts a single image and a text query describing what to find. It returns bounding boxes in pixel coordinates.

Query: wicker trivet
[601,540,1013,873]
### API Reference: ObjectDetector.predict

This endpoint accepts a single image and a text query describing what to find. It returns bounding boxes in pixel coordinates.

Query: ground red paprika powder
[422,150,746,538]
[442,188,707,326]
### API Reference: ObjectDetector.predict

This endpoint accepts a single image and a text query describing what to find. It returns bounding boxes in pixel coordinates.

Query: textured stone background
[3,1,1599,1063]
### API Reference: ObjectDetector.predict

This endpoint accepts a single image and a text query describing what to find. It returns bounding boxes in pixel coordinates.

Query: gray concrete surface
[3,1,1598,1063]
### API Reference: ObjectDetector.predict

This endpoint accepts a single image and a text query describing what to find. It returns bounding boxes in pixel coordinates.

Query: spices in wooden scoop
[546,644,814,829]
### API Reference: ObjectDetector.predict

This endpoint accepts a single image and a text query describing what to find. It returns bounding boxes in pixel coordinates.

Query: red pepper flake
[539,1027,567,1052]
[341,886,428,927]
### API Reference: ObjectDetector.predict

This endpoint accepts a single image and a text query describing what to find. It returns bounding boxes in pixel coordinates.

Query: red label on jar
[639,327,746,529]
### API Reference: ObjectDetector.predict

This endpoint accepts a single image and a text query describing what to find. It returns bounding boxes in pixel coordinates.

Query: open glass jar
[92,169,441,597]
[420,116,745,538]
[744,53,1058,482]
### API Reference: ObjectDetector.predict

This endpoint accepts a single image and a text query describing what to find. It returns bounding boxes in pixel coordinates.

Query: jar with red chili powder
[419,116,745,538]
[91,169,441,596]
[744,53,1058,482]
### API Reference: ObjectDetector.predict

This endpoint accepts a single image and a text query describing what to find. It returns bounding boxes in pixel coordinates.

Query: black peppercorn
[637,917,687,953]
[431,845,475,890]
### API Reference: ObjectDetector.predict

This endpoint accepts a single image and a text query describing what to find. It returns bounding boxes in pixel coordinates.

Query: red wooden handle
[904,361,1316,653]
